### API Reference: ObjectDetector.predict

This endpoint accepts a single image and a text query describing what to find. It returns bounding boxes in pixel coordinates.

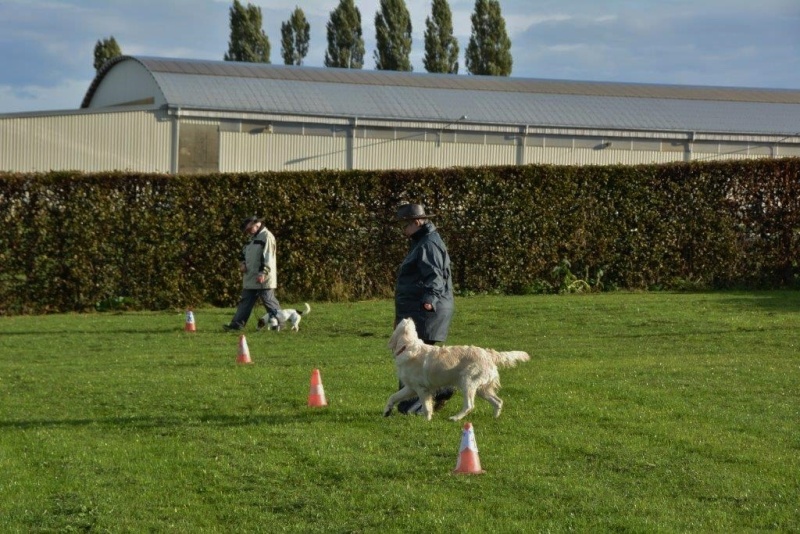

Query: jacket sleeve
[260,234,275,275]
[417,243,448,309]
[259,242,267,275]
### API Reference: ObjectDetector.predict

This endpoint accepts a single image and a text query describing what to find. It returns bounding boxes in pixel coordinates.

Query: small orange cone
[236,334,252,364]
[453,422,485,474]
[307,368,327,407]
[184,310,196,332]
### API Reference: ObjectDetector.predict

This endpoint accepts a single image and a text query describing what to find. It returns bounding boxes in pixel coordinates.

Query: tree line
[94,0,512,77]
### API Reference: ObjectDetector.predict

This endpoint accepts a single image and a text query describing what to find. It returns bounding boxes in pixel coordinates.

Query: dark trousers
[230,288,281,328]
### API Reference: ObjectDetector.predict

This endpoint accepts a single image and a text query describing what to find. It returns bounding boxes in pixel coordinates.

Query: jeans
[229,288,281,328]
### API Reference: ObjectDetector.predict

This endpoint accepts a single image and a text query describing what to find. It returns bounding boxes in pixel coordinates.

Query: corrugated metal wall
[0,110,172,173]
[217,130,780,171]
[220,131,348,172]
[352,138,518,169]
[530,147,683,166]
[1,111,786,174]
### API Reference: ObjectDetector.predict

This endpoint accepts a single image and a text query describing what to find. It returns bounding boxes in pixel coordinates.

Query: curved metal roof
[82,56,800,136]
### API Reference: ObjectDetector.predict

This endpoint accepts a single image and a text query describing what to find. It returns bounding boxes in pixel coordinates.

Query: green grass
[0,292,798,533]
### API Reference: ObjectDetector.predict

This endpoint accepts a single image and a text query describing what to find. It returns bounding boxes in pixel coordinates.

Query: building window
[777,144,800,157]
[663,141,687,153]
[632,139,660,151]
[546,136,574,149]
[692,141,719,154]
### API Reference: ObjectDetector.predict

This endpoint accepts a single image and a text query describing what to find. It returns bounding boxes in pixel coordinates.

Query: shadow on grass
[0,411,346,430]
[715,290,800,313]
[0,328,195,336]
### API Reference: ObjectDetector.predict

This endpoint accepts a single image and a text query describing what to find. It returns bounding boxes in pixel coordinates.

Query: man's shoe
[407,400,424,415]
[222,323,242,332]
[397,398,419,415]
[433,388,455,412]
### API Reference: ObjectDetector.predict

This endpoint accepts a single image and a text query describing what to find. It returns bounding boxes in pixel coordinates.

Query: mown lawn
[0,292,798,532]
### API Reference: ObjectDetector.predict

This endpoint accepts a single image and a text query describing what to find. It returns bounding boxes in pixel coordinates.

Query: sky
[1,0,799,114]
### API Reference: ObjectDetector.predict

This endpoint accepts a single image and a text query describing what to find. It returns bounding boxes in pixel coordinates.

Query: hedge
[1,159,798,314]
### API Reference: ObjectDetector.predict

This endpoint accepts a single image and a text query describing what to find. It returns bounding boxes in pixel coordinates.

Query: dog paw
[383,408,393,417]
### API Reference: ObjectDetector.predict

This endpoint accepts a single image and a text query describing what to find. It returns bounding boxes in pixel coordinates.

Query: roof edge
[81,55,140,109]
[127,55,800,105]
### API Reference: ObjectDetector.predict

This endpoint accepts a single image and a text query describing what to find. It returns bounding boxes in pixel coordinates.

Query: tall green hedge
[1,159,798,315]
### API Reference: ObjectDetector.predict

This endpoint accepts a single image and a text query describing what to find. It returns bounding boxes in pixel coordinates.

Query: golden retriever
[384,318,530,421]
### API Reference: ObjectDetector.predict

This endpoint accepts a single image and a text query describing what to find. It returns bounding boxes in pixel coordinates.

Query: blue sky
[1,0,798,113]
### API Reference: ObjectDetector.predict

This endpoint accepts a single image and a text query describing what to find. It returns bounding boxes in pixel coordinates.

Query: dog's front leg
[383,386,416,416]
[419,393,435,421]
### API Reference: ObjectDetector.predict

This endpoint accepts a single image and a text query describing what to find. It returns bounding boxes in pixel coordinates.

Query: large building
[2,55,800,173]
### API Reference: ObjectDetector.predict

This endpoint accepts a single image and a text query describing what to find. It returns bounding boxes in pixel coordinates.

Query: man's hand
[423,303,433,311]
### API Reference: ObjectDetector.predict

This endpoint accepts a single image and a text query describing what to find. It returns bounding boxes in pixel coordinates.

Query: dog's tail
[492,350,530,368]
[299,303,311,315]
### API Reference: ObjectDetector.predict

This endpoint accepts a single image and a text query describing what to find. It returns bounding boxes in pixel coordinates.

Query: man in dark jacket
[393,203,455,414]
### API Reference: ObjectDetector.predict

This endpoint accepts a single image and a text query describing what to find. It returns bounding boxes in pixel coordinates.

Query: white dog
[257,303,311,331]
[384,318,530,421]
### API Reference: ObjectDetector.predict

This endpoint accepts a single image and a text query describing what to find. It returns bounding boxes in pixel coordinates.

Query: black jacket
[394,222,454,342]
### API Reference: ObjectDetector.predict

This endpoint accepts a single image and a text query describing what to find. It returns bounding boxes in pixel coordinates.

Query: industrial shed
[2,55,800,174]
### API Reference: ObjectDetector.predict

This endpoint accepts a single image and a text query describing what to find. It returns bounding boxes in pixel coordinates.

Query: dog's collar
[394,345,407,357]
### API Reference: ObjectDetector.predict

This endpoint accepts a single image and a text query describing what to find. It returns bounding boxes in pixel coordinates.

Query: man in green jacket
[223,216,281,331]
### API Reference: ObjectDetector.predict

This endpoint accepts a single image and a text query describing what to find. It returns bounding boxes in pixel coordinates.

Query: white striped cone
[184,310,196,332]
[236,334,252,364]
[453,422,485,474]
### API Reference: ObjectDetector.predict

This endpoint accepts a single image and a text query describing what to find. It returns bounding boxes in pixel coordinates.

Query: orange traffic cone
[236,334,252,364]
[184,310,196,332]
[307,368,327,407]
[453,422,485,474]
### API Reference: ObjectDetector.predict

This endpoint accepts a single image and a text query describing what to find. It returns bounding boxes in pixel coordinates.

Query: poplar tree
[374,0,413,71]
[281,7,311,66]
[465,0,512,76]
[324,0,365,69]
[224,0,271,63]
[423,0,459,74]
[93,36,122,72]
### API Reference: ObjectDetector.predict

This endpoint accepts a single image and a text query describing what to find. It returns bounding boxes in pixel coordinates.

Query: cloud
[0,78,89,113]
[506,0,800,86]
[1,0,799,114]
[504,13,573,36]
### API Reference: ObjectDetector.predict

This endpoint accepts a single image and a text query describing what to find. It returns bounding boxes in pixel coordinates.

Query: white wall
[0,110,172,173]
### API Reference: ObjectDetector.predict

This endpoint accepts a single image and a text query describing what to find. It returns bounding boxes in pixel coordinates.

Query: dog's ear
[388,321,403,352]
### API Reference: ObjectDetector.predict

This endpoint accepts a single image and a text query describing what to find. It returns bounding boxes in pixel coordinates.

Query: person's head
[240,216,262,235]
[395,204,433,237]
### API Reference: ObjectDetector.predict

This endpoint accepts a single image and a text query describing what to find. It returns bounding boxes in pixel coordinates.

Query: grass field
[1,292,798,533]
